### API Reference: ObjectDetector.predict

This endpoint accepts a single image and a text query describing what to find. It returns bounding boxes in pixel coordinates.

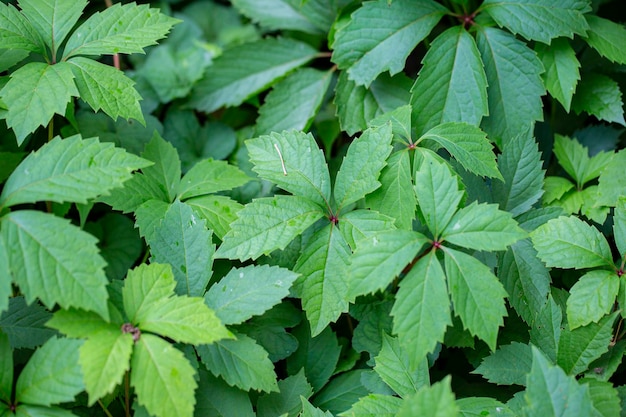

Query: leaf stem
[103,0,121,70]
[97,400,114,417]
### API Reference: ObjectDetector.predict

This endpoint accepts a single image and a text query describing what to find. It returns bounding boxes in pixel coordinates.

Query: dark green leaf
[0,331,11,403]
[571,73,626,126]
[474,342,532,386]
[567,270,619,329]
[257,369,313,417]
[535,38,580,112]
[397,376,458,417]
[0,296,55,349]
[584,15,626,64]
[195,370,255,417]
[530,295,562,363]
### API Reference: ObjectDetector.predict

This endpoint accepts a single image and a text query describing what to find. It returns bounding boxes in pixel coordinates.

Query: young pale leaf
[530,216,613,269]
[477,27,545,146]
[566,270,619,330]
[256,68,333,135]
[231,0,334,35]
[482,0,589,44]
[492,131,545,216]
[205,264,298,325]
[1,61,78,144]
[584,15,626,64]
[410,26,488,135]
[571,73,626,126]
[63,3,178,58]
[186,195,243,240]
[530,295,562,363]
[374,334,429,398]
[333,123,393,210]
[195,370,256,417]
[177,159,250,200]
[340,394,403,417]
[123,263,175,324]
[597,150,626,207]
[365,151,416,230]
[147,200,214,297]
[331,0,446,87]
[1,210,109,319]
[256,369,314,417]
[131,334,197,417]
[0,331,12,403]
[47,309,117,339]
[337,210,396,249]
[0,296,55,349]
[474,342,532,386]
[615,197,626,257]
[216,196,325,261]
[553,134,607,188]
[525,346,592,417]
[0,3,44,53]
[391,250,451,367]
[444,247,508,351]
[0,135,150,208]
[535,39,580,112]
[294,224,352,336]
[68,57,144,123]
[247,130,331,208]
[189,38,317,113]
[396,376,458,417]
[197,333,279,393]
[15,337,83,406]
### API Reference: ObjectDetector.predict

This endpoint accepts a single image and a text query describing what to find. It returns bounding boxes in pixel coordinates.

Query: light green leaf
[332,0,446,87]
[195,369,256,417]
[340,394,403,417]
[215,195,324,261]
[186,195,243,240]
[535,38,580,112]
[205,264,298,326]
[47,308,116,339]
[391,250,450,366]
[63,3,178,59]
[1,61,78,144]
[566,270,619,330]
[98,175,165,214]
[543,176,575,206]
[584,15,626,64]
[257,369,314,417]
[131,334,197,417]
[1,210,109,319]
[198,333,279,393]
[133,199,170,242]
[294,224,351,336]
[141,133,181,203]
[571,73,626,126]
[615,197,626,257]
[482,0,589,44]
[477,27,545,146]
[530,295,562,363]
[147,200,215,297]
[411,26,488,135]
[530,216,613,269]
[553,134,614,188]
[444,247,508,351]
[0,331,12,403]
[0,3,44,53]
[597,150,626,207]
[0,135,150,208]
[474,342,532,386]
[189,38,317,113]
[301,398,333,417]
[247,130,331,208]
[337,210,396,249]
[177,159,250,200]
[456,398,515,417]
[0,296,55,349]
[13,404,78,417]
[374,334,429,398]
[15,337,83,406]
[256,68,333,135]
[397,376,458,417]
[123,263,176,324]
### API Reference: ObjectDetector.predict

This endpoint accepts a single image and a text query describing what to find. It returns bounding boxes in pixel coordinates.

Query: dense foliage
[1,0,626,416]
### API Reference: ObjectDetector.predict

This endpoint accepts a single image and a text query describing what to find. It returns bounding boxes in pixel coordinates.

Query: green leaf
[444,247,508,351]
[334,123,393,209]
[198,333,279,393]
[63,2,178,59]
[337,210,396,249]
[474,342,532,386]
[177,159,250,200]
[247,130,331,208]
[13,405,78,417]
[525,346,593,417]
[294,224,351,336]
[312,369,369,415]
[0,135,150,208]
[195,370,256,417]
[257,369,313,417]
[397,376,459,417]
[0,152,25,184]
[15,337,83,406]
[530,295,562,363]
[584,15,626,65]
[597,150,626,207]
[410,26,488,135]
[492,131,545,216]
[543,177,575,205]
[456,398,515,417]
[586,378,622,417]
[332,0,446,87]
[615,197,626,257]
[186,195,243,240]
[535,38,580,112]
[553,134,614,188]
[391,251,451,366]
[68,57,144,123]
[215,195,324,261]
[1,61,78,143]
[374,334,429,398]
[0,331,12,403]
[477,27,545,146]
[0,237,10,314]
[585,340,626,382]
[441,202,526,251]
[147,200,215,297]
[571,73,626,126]
[340,394,403,417]
[530,216,613,269]
[1,210,109,319]
[189,38,317,113]
[0,3,44,53]
[123,263,175,323]
[141,133,182,203]
[482,0,589,44]
[0,296,55,349]
[567,270,619,330]
[131,334,197,417]
[204,264,298,325]
[133,200,170,242]
[301,398,333,417]
[47,308,117,339]
[256,68,333,135]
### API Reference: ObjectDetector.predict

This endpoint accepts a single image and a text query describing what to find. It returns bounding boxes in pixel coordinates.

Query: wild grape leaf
[477,27,545,146]
[615,197,626,257]
[411,26,488,135]
[337,210,396,249]
[122,263,175,324]
[0,135,150,208]
[482,0,589,44]
[189,38,317,113]
[529,295,562,363]
[63,3,179,58]
[185,195,243,240]
[1,210,109,319]
[0,3,45,53]
[195,370,256,417]
[571,73,626,126]
[566,270,619,329]
[256,369,314,417]
[141,133,181,203]
[543,177,575,206]
[47,309,116,340]
[256,68,333,135]
[586,379,621,417]
[332,0,446,87]
[554,134,614,188]
[584,15,626,64]
[396,376,458,417]
[474,342,532,386]
[597,150,626,207]
[535,38,580,112]
[247,130,331,208]
[215,195,324,261]
[0,331,11,403]
[133,199,170,242]
[374,334,429,398]
[177,159,250,200]
[0,296,55,349]
[1,61,78,143]
[340,394,403,416]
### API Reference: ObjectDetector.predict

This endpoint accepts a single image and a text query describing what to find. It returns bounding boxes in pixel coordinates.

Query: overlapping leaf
[584,15,626,64]
[177,159,250,200]
[535,39,580,112]
[337,210,396,249]
[567,270,619,329]
[0,3,44,53]
[571,73,626,126]
[397,376,458,417]
[474,342,532,386]
[374,334,429,398]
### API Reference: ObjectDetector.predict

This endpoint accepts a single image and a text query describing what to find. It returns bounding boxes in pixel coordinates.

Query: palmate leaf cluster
[1,0,626,416]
